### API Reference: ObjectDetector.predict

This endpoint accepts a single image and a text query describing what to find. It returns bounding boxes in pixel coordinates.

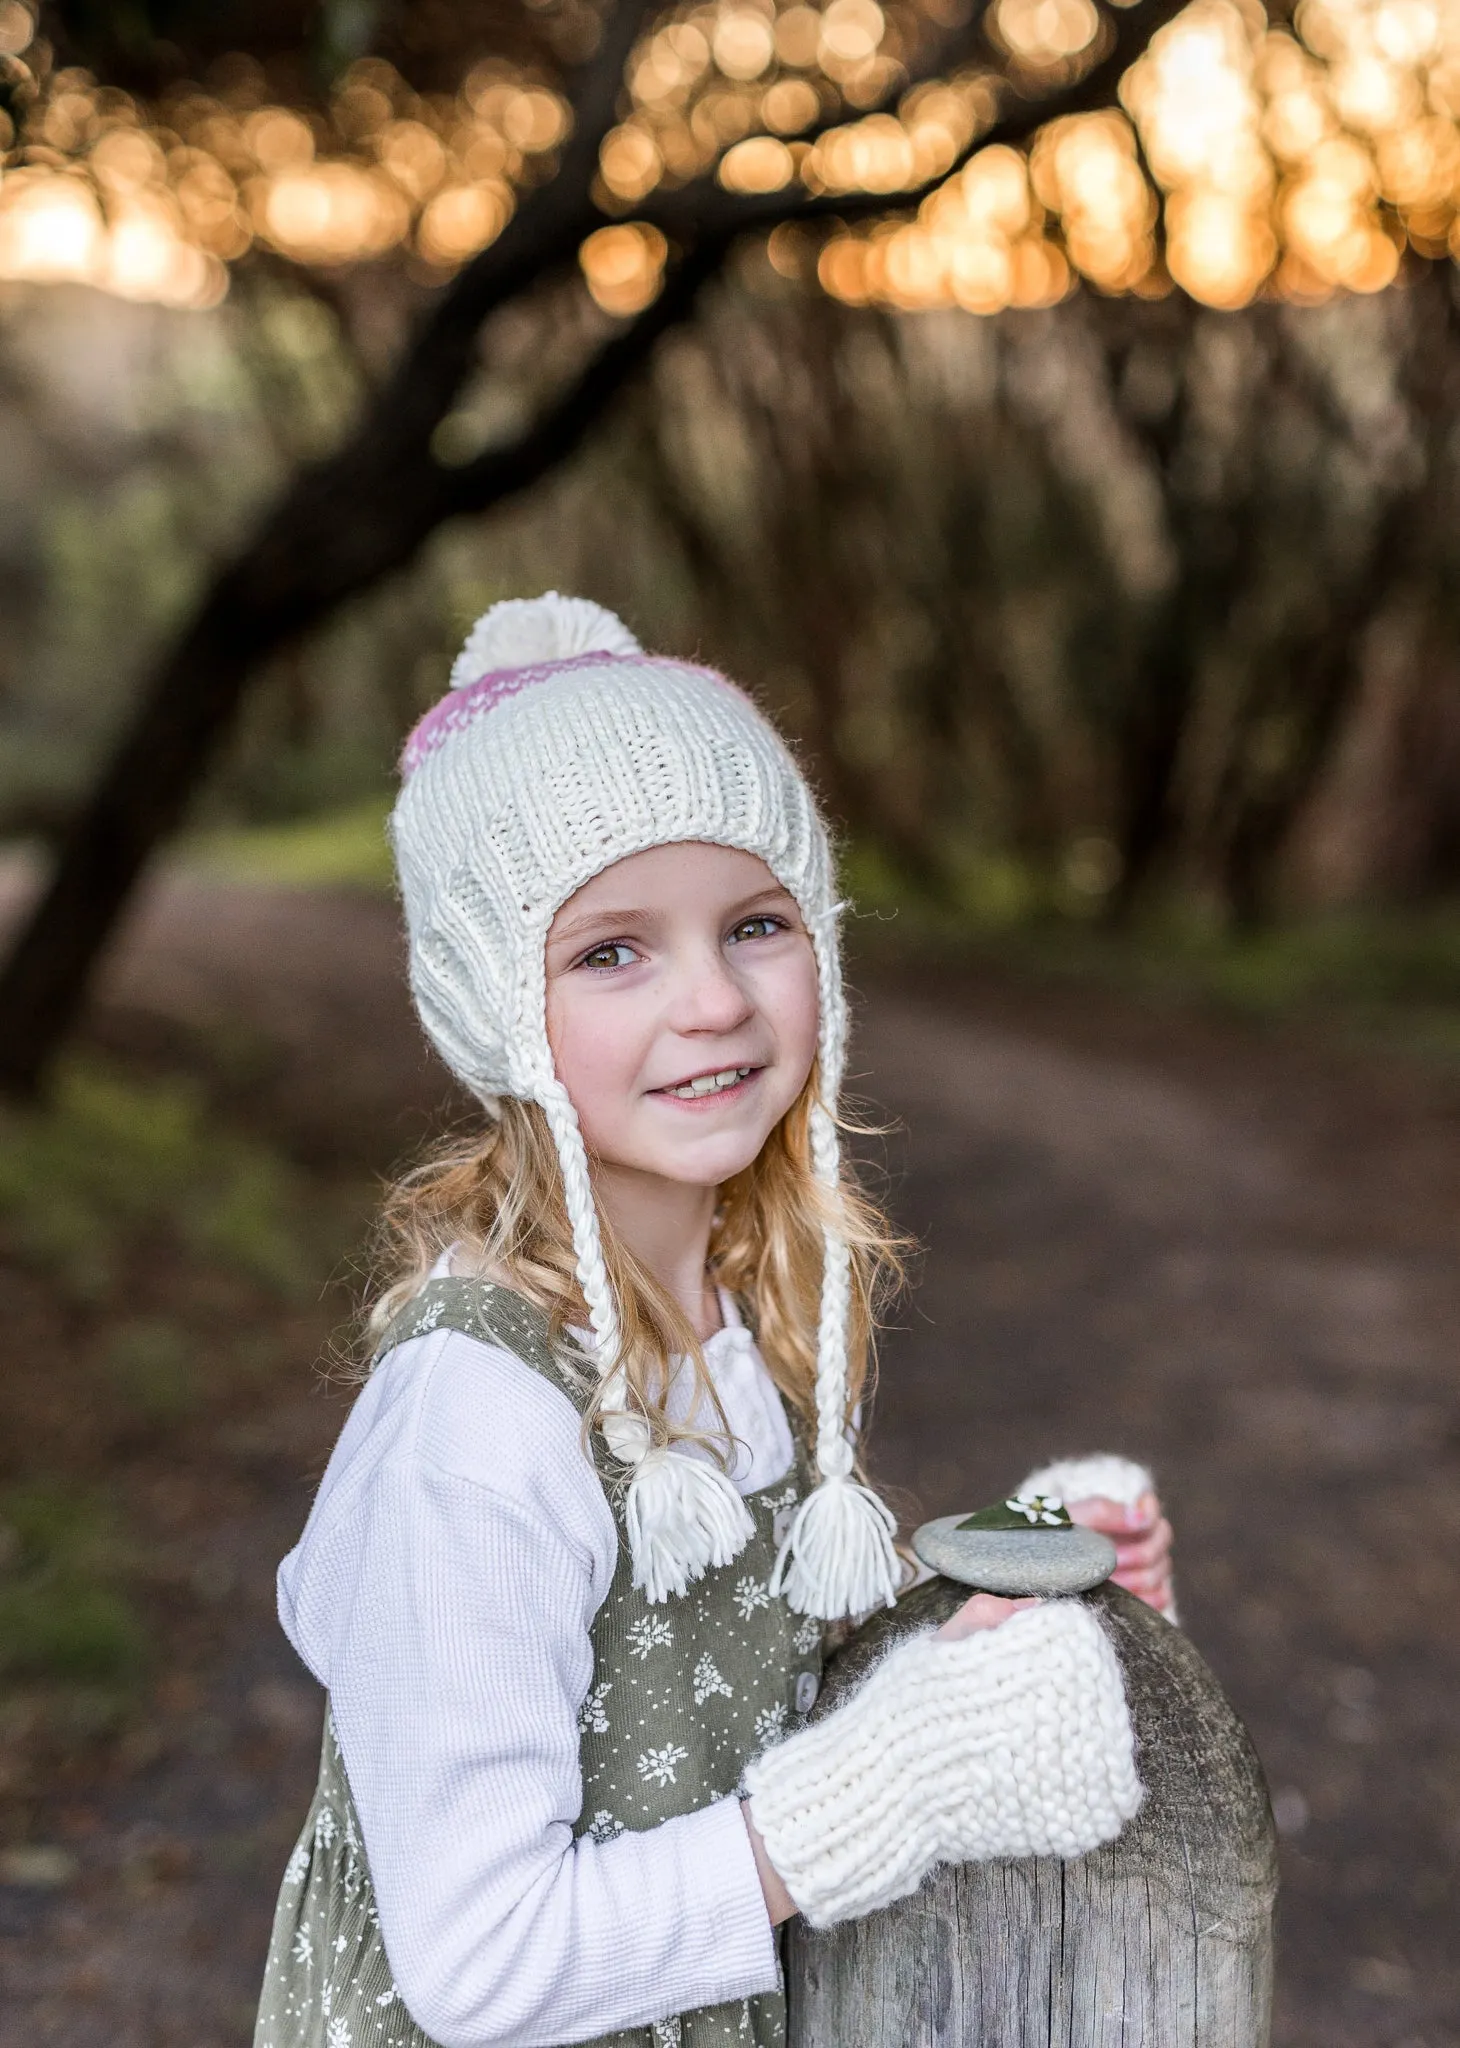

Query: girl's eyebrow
[550,886,798,948]
[549,904,659,947]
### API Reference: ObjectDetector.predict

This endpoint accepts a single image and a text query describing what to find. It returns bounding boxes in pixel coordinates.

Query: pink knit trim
[400,653,740,777]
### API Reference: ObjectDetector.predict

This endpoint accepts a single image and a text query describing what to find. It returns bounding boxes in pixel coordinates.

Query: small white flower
[733,1576,771,1618]
[578,1680,613,1734]
[692,1654,733,1705]
[793,1614,823,1655]
[416,1295,446,1332]
[325,2017,352,2048]
[587,1809,624,1843]
[652,2019,683,2046]
[313,1806,339,1850]
[283,1841,310,1887]
[626,1615,674,1660]
[290,1926,313,1967]
[375,1985,401,2008]
[638,1742,690,1787]
[1005,1493,1066,1526]
[754,1702,789,1747]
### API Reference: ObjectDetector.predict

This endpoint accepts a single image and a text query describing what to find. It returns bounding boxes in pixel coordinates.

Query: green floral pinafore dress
[254,1280,824,2048]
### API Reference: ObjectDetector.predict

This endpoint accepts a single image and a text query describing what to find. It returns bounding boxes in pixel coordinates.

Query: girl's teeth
[668,1067,750,1099]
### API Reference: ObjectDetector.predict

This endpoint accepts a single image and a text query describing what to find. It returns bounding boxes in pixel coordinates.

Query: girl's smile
[652,1063,759,1103]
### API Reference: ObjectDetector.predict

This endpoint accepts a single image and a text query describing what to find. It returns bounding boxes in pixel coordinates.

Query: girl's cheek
[550,1000,645,1142]
[763,951,820,1082]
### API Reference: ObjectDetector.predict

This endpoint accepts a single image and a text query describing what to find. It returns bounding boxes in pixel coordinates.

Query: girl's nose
[667,946,756,1033]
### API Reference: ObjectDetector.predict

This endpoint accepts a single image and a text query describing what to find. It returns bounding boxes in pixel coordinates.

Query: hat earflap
[768,922,902,1620]
[535,1073,755,1604]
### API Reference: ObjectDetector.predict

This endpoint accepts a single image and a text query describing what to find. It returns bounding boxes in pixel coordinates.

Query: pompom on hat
[392,592,900,1618]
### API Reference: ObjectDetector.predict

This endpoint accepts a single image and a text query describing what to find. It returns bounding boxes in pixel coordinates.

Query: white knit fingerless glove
[1020,1454,1178,1623]
[1019,1453,1153,1508]
[744,1600,1141,1929]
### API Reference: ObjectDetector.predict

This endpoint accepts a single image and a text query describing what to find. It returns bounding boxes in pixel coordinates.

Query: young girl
[255,595,1175,2048]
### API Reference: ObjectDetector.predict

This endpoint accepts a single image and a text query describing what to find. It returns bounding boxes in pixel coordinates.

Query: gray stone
[912,1514,1117,1595]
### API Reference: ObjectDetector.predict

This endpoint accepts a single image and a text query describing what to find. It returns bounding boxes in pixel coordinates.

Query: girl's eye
[729,915,786,944]
[578,941,638,971]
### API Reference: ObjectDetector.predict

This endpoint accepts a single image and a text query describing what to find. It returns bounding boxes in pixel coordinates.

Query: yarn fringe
[625,1448,756,1605]
[769,1473,901,1621]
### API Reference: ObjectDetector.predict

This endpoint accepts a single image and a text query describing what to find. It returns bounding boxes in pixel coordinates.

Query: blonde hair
[369,1075,906,1467]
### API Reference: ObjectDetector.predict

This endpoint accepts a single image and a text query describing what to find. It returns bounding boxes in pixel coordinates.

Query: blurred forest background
[1,0,1459,2042]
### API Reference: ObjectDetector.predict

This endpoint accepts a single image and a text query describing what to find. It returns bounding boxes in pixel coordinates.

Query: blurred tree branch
[0,0,1183,1094]
[604,258,1460,931]
[1083,264,1460,922]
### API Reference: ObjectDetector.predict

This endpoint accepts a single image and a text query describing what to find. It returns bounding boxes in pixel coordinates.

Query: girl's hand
[936,1592,1040,1641]
[1067,1492,1174,1615]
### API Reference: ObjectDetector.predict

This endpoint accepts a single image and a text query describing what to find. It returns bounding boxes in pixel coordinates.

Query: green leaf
[956,1497,1074,1532]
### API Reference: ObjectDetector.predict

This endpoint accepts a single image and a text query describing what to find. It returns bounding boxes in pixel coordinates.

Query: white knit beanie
[391,592,900,1619]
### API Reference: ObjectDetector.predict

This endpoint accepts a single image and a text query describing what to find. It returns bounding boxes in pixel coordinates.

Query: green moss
[179,796,395,892]
[0,1062,308,1300]
[101,1318,199,1425]
[0,1482,145,1687]
[844,844,1460,1058]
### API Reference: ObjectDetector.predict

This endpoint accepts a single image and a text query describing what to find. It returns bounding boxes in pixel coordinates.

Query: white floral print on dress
[753,1702,789,1748]
[587,1809,624,1843]
[733,1576,771,1618]
[626,1615,674,1659]
[793,1613,823,1655]
[325,2017,352,2048]
[291,1926,313,1967]
[692,1654,733,1705]
[651,2018,683,2045]
[637,1742,689,1787]
[314,1806,339,1850]
[578,1680,613,1733]
[283,1840,310,1887]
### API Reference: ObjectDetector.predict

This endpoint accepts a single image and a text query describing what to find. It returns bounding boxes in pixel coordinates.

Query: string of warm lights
[0,0,1455,317]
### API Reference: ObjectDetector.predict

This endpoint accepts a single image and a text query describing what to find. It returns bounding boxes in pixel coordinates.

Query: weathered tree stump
[785,1580,1277,2047]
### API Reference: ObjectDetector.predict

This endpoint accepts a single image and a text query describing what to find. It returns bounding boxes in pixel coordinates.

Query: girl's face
[545,842,820,1190]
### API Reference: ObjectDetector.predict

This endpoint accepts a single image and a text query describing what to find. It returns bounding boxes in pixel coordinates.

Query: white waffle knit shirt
[276,1279,794,2048]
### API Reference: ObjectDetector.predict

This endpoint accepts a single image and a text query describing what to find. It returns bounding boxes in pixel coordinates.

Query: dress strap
[373,1277,597,1416]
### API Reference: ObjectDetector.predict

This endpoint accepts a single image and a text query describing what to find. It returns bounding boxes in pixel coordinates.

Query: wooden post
[785,1580,1277,2048]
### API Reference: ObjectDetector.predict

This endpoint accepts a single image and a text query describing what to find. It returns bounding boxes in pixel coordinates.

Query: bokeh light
[993,0,1103,67]
[579,220,669,312]
[0,51,569,305]
[4,0,1460,315]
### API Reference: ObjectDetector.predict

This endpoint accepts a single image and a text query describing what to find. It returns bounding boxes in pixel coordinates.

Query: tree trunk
[0,239,725,1098]
[786,1579,1277,2047]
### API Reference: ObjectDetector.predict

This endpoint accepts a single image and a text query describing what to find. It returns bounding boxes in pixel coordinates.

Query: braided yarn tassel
[621,1433,756,1604]
[768,1089,902,1620]
[537,1075,753,1604]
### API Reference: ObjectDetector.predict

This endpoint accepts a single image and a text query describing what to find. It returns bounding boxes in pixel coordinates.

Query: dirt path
[1,873,1456,2047]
